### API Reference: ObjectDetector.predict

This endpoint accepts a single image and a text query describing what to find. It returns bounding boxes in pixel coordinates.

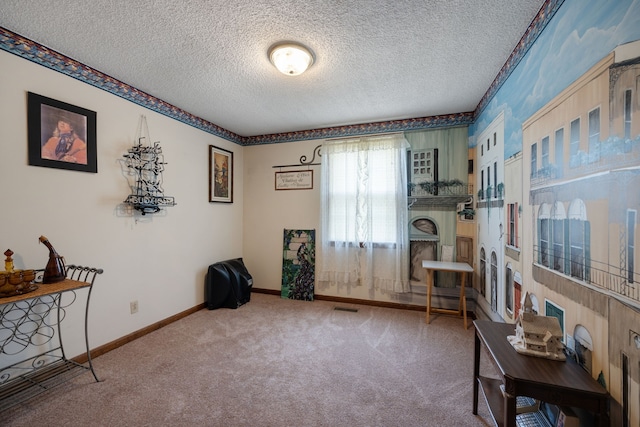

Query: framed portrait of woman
[27,92,97,173]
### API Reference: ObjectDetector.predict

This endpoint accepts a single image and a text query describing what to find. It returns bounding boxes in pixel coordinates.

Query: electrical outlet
[130,300,139,314]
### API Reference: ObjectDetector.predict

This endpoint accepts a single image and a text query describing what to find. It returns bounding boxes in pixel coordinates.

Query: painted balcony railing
[533,245,639,306]
[530,136,640,188]
[408,181,473,209]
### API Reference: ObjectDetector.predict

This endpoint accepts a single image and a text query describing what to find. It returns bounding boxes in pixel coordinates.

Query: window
[480,169,484,200]
[493,161,497,198]
[480,248,486,297]
[323,142,403,244]
[531,143,537,178]
[568,199,590,281]
[588,107,600,155]
[411,149,436,183]
[507,203,518,247]
[540,218,550,267]
[541,136,549,169]
[551,202,566,274]
[490,251,498,312]
[624,89,632,140]
[505,265,513,316]
[319,135,410,293]
[628,210,636,284]
[493,132,497,146]
[570,118,580,163]
[569,220,586,279]
[487,165,491,198]
[538,204,550,267]
[555,128,564,178]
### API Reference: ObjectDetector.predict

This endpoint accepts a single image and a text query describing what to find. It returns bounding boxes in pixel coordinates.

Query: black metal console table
[0,265,103,411]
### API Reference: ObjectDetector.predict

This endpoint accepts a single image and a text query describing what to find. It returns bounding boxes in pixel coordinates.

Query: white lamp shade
[269,43,314,76]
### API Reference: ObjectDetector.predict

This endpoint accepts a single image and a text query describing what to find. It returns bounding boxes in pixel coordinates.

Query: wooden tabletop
[422,260,473,273]
[474,320,608,397]
[0,279,90,305]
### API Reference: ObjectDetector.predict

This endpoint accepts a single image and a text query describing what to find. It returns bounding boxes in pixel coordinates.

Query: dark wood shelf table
[472,320,609,427]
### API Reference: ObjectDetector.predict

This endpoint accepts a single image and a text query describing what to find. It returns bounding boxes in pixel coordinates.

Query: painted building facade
[522,40,640,426]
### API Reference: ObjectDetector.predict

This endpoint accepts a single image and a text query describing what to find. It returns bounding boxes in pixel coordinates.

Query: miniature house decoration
[507,292,566,361]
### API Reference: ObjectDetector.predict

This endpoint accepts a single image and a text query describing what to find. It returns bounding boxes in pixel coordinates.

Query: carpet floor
[2,292,498,426]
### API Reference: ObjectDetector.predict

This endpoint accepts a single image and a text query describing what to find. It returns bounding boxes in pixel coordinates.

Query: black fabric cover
[205,258,252,310]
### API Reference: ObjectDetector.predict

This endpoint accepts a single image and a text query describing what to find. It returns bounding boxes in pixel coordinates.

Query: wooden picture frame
[209,145,233,203]
[27,92,97,173]
[275,170,313,190]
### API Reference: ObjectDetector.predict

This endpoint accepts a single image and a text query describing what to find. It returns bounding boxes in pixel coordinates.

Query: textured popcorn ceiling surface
[0,1,543,137]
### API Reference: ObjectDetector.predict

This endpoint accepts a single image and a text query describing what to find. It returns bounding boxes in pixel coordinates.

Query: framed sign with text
[275,170,313,190]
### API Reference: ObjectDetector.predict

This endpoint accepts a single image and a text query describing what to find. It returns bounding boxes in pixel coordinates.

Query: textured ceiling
[0,0,544,138]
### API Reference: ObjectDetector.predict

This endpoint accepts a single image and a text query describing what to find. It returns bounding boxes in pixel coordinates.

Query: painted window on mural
[490,251,498,312]
[570,118,580,165]
[480,247,486,297]
[537,199,591,281]
[493,161,497,198]
[545,299,565,342]
[588,107,600,156]
[551,202,566,274]
[628,210,636,284]
[568,199,590,281]
[624,89,632,140]
[555,127,564,178]
[531,142,537,177]
[487,165,491,198]
[538,204,551,267]
[507,203,518,247]
[569,220,586,280]
[573,325,593,375]
[505,264,513,316]
[541,135,550,169]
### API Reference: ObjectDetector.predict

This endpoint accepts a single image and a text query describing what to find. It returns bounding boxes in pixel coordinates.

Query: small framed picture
[209,145,233,203]
[27,92,97,173]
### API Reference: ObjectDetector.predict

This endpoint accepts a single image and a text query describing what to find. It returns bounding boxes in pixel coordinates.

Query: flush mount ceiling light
[269,42,314,76]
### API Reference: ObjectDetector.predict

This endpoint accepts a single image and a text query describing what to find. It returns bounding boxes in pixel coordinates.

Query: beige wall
[0,50,244,360]
[242,138,428,306]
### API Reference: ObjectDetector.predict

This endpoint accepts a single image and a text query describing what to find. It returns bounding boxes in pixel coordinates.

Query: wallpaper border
[0,1,558,145]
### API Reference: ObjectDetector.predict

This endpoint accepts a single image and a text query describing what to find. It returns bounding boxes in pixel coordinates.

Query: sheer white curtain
[318,134,410,293]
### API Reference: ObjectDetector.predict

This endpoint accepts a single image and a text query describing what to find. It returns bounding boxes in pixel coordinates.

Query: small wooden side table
[472,320,609,427]
[422,260,473,329]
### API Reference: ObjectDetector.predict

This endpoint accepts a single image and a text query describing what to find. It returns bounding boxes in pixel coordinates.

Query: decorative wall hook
[273,145,322,169]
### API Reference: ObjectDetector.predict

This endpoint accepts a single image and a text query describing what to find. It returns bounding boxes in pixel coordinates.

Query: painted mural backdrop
[281,229,315,301]
[469,1,640,425]
[472,0,640,157]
